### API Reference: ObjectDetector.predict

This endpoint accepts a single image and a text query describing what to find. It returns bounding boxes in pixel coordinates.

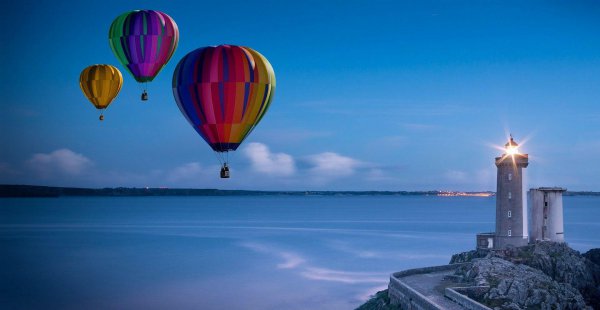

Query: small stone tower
[530,187,566,243]
[495,135,529,248]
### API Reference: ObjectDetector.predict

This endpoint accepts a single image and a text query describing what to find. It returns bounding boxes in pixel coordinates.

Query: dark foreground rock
[355,290,400,310]
[451,242,600,309]
[356,242,600,310]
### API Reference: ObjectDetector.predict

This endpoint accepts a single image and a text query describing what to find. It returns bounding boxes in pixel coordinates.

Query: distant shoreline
[1,184,599,198]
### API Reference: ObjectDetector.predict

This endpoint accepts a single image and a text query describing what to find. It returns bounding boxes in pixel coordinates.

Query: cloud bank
[27,149,92,177]
[244,143,296,176]
[307,152,361,177]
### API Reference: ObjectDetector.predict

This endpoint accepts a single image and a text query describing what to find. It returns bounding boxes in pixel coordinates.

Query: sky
[1,0,600,191]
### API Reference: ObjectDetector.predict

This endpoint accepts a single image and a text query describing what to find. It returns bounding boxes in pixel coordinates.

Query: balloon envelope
[109,10,179,82]
[79,64,123,110]
[172,45,276,152]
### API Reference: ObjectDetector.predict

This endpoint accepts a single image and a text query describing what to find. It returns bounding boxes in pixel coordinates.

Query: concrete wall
[495,154,529,248]
[445,287,492,310]
[388,264,464,310]
[530,188,565,242]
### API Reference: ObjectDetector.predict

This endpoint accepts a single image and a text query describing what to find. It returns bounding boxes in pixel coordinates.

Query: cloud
[307,152,361,177]
[243,143,296,176]
[27,149,92,177]
[167,162,204,182]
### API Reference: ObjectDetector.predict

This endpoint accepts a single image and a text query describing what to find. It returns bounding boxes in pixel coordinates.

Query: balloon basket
[220,166,230,178]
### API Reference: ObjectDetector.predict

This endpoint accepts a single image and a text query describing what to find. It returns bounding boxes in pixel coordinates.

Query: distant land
[1,185,599,198]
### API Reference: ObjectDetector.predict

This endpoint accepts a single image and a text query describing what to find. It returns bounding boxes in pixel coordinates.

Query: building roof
[532,187,567,192]
[505,135,519,148]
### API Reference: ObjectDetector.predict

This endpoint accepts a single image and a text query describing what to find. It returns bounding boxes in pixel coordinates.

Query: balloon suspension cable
[212,151,223,166]
[215,126,226,165]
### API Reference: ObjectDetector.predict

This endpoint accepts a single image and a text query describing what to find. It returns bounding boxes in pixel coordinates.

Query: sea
[1,195,599,310]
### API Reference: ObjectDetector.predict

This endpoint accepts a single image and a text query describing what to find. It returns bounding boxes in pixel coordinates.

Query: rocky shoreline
[357,242,600,310]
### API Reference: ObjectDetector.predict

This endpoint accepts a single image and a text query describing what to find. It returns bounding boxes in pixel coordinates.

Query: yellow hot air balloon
[79,65,123,121]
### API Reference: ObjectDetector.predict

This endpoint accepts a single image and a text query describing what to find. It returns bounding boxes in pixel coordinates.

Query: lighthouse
[494,135,529,248]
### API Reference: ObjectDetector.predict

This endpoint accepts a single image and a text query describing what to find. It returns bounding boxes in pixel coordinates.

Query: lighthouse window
[508,192,512,199]
[508,211,512,218]
[508,173,512,181]
[508,230,512,236]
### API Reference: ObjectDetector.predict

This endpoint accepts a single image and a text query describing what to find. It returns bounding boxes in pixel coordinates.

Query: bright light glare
[506,146,519,155]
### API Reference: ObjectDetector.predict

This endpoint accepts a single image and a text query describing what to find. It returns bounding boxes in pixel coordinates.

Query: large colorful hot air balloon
[172,45,276,178]
[109,10,178,101]
[79,65,123,121]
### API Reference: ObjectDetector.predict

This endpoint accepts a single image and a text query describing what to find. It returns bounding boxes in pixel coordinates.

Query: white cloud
[243,143,295,176]
[27,149,92,177]
[307,152,361,177]
[167,162,204,182]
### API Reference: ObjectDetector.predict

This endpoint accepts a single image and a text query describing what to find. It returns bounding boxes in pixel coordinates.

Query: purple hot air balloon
[109,10,179,101]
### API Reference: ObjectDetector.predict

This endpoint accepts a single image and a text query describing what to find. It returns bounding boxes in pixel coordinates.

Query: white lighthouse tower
[494,135,529,248]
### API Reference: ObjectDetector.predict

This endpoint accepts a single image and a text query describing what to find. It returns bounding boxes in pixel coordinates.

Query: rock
[456,257,588,309]
[584,248,600,266]
[450,248,491,264]
[495,242,600,307]
[355,290,401,310]
[357,244,600,310]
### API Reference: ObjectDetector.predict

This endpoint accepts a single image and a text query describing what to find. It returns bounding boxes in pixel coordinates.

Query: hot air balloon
[108,10,179,101]
[79,65,123,121]
[172,45,276,178]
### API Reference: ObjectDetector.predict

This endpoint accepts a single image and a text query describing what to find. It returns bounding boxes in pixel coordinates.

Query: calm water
[1,196,599,309]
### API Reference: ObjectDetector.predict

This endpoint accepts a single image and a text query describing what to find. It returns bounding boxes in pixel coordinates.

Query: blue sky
[1,0,600,191]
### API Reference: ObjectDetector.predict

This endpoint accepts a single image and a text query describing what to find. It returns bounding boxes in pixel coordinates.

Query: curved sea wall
[388,264,463,310]
[445,287,491,310]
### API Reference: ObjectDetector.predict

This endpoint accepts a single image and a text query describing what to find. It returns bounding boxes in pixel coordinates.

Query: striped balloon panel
[79,65,123,109]
[173,45,276,152]
[109,10,179,82]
